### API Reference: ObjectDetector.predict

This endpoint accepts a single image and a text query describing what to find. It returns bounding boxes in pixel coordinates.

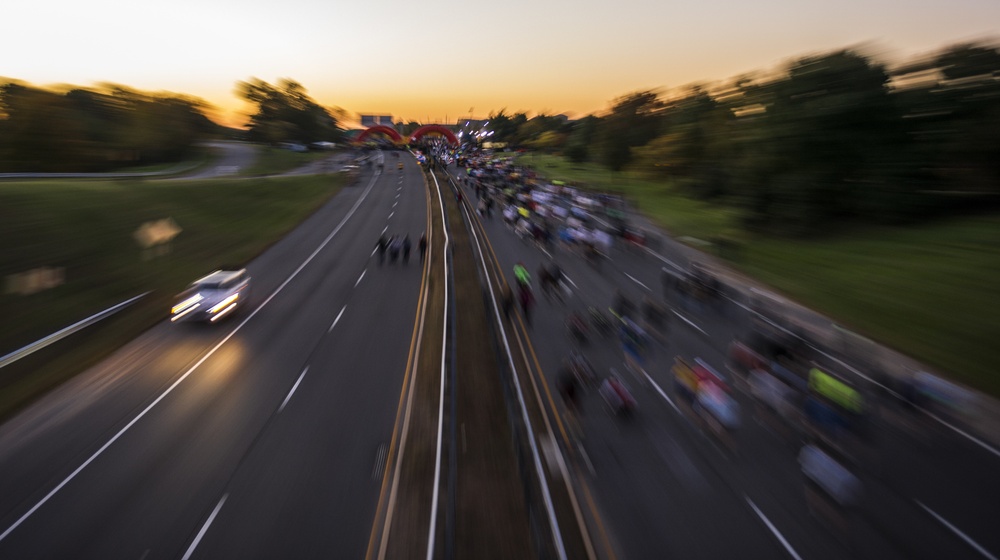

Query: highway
[1,149,998,560]
[438,162,1000,560]
[0,151,430,559]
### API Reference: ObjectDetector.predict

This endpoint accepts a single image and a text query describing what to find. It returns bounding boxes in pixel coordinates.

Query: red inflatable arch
[410,125,458,146]
[356,125,402,144]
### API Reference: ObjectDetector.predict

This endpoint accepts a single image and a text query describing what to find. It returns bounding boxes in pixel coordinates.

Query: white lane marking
[672,309,709,336]
[459,182,570,560]
[563,274,578,289]
[926,412,1000,460]
[643,371,681,414]
[746,497,803,560]
[0,152,385,544]
[746,304,1000,460]
[370,247,378,257]
[388,211,394,219]
[647,248,683,270]
[181,494,228,560]
[917,501,998,560]
[381,225,388,235]
[425,171,450,560]
[372,444,388,480]
[279,367,309,413]
[625,272,651,291]
[393,201,398,208]
[329,306,346,332]
[356,269,367,287]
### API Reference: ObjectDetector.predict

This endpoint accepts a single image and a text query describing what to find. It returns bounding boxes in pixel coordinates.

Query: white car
[171,269,250,323]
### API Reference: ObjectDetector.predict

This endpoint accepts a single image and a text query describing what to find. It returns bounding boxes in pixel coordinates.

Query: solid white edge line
[671,309,709,336]
[743,297,1000,460]
[356,269,367,287]
[0,152,385,544]
[624,272,651,291]
[329,306,346,333]
[425,171,449,560]
[459,180,569,560]
[746,497,803,560]
[917,501,998,560]
[279,366,309,413]
[181,494,228,560]
[926,413,1000,460]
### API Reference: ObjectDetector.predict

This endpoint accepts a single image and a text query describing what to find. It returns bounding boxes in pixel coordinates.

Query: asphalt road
[173,141,257,179]
[0,151,430,559]
[442,163,1000,560]
[2,152,997,560]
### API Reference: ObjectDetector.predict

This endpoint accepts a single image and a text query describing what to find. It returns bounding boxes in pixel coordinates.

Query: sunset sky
[4,0,999,127]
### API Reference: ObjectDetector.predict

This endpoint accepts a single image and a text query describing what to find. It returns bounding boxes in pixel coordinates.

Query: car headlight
[209,293,239,314]
[172,294,204,315]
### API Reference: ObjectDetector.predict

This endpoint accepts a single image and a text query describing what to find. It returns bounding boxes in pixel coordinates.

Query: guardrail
[0,292,149,370]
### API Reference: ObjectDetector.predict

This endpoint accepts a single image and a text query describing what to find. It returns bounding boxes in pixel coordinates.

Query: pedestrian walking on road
[377,234,388,265]
[402,235,412,264]
[389,235,401,264]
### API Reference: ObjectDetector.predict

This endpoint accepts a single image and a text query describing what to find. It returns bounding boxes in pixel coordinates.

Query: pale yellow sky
[4,0,998,127]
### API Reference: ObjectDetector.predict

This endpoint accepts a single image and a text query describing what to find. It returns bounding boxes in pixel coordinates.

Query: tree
[735,50,904,232]
[0,82,213,172]
[596,91,664,171]
[237,78,341,145]
[564,115,600,163]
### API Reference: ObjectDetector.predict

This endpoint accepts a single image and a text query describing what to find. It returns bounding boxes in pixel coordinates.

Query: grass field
[239,146,332,176]
[518,154,1000,396]
[0,174,346,417]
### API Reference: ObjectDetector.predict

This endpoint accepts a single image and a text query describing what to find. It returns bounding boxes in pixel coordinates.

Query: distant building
[359,114,395,128]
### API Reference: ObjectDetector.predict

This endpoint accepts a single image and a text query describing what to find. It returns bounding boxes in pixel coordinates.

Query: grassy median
[516,153,1000,396]
[0,174,346,418]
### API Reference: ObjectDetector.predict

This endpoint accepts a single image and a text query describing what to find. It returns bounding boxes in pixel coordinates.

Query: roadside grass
[0,175,345,418]
[239,146,332,176]
[518,153,1000,396]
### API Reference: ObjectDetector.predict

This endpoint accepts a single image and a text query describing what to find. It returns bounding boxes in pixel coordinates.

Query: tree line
[0,83,218,172]
[0,78,343,173]
[483,42,1000,235]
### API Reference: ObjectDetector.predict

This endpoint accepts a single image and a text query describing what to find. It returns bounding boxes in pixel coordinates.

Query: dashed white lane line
[672,309,709,336]
[181,494,228,560]
[917,501,998,560]
[643,371,681,414]
[0,151,389,546]
[388,211,395,219]
[278,366,309,413]
[646,247,683,271]
[329,306,346,332]
[355,269,367,287]
[625,272,651,291]
[381,225,388,235]
[746,497,803,560]
[393,201,398,208]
